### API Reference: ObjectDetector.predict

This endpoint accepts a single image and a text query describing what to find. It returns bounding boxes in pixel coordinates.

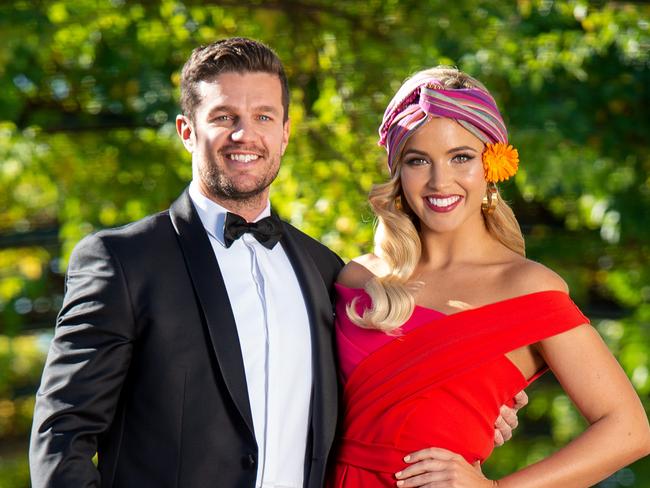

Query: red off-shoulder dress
[327,284,589,487]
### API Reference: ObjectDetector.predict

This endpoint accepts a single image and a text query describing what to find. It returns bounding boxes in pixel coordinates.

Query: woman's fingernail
[404,455,411,462]
[395,471,402,478]
[396,481,404,487]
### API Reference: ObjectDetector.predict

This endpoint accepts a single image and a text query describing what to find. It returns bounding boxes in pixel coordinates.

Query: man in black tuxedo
[29,38,343,488]
[29,37,523,488]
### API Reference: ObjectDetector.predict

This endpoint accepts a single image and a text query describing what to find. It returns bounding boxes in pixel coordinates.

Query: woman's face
[399,117,487,235]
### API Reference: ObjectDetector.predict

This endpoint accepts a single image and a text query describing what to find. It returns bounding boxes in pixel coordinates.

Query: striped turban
[378,76,509,173]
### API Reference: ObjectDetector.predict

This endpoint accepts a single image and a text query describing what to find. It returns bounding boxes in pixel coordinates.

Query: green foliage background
[0,0,648,486]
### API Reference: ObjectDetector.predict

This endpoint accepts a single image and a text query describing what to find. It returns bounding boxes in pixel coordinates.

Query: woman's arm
[494,324,650,487]
[396,324,650,487]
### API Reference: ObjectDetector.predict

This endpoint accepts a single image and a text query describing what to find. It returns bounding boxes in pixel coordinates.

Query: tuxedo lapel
[279,224,339,461]
[169,189,255,436]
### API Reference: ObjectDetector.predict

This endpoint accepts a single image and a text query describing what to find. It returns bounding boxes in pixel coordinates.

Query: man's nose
[230,118,255,142]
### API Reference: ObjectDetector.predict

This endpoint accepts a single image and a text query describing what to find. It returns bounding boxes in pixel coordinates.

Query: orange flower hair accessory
[482,142,519,183]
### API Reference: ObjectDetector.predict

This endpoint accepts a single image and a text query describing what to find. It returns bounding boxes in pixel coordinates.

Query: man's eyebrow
[206,105,235,117]
[255,105,281,115]
[205,105,281,116]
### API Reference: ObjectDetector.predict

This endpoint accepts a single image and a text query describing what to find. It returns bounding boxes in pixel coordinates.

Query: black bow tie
[223,212,283,250]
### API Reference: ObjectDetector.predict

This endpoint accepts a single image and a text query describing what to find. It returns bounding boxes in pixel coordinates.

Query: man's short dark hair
[180,37,289,121]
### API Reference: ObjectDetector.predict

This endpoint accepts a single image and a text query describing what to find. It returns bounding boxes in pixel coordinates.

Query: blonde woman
[327,67,650,487]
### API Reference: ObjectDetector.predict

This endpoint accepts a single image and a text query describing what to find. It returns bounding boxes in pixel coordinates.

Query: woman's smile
[423,194,463,213]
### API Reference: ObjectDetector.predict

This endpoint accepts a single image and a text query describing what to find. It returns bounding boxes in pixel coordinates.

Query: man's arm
[29,234,135,488]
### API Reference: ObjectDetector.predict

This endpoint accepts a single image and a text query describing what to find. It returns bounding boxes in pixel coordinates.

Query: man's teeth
[427,196,461,207]
[228,154,259,162]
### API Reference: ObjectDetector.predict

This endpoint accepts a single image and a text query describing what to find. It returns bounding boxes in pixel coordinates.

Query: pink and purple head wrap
[378,74,509,172]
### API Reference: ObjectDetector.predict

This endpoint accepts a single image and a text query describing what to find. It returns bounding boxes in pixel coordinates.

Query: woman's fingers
[395,469,448,486]
[396,448,465,486]
[403,446,460,463]
[396,459,447,480]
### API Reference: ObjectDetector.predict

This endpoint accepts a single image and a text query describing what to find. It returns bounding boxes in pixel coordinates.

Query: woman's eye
[405,158,428,166]
[452,153,473,163]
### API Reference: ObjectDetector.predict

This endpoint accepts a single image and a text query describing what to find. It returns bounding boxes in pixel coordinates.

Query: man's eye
[212,115,232,122]
[258,114,271,121]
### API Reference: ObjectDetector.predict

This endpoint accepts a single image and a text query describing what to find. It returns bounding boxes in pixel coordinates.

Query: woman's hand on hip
[395,447,497,487]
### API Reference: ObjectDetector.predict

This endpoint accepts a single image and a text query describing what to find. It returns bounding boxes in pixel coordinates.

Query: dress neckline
[334,282,570,318]
[335,282,446,316]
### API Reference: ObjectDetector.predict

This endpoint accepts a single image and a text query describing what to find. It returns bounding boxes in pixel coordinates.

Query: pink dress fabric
[335,283,446,383]
[327,284,589,487]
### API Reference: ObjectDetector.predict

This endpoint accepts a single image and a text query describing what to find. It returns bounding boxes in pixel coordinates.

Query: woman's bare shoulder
[503,257,569,295]
[337,254,389,289]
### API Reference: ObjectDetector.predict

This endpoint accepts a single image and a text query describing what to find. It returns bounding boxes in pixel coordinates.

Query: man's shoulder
[282,221,336,254]
[281,220,343,270]
[96,209,172,242]
[73,209,174,260]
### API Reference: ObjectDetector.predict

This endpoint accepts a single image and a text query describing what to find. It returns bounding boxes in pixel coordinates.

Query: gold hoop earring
[395,195,403,211]
[481,183,498,215]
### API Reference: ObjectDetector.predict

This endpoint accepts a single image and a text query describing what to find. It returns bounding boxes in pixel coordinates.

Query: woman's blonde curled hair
[348,66,525,332]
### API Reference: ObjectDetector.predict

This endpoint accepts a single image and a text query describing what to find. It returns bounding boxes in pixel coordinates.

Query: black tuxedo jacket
[29,190,343,488]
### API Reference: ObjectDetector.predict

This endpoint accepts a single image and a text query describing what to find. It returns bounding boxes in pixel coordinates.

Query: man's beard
[198,153,280,202]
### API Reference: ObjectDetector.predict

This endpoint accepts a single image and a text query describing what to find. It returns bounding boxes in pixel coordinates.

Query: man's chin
[199,168,277,203]
[226,190,267,202]
[208,184,270,202]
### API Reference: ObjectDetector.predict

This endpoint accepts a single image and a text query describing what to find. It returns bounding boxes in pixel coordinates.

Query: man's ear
[281,117,291,155]
[176,114,195,153]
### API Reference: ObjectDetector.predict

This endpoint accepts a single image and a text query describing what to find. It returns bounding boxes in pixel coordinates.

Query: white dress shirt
[189,181,313,488]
